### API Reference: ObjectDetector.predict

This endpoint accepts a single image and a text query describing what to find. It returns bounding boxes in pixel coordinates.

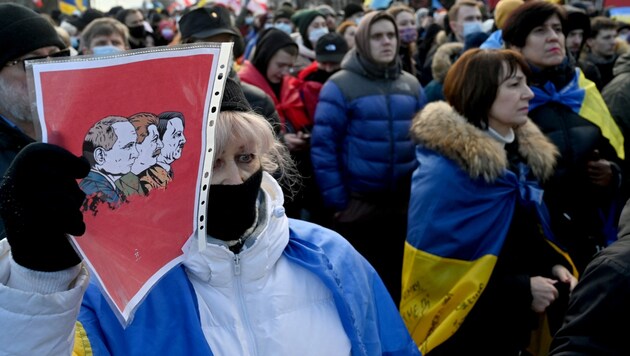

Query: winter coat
[402,101,571,355]
[528,62,624,273]
[0,172,419,355]
[550,198,630,355]
[310,50,426,211]
[239,60,311,133]
[602,51,630,166]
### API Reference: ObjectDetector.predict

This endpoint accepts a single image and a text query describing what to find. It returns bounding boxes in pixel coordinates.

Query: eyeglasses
[5,48,72,71]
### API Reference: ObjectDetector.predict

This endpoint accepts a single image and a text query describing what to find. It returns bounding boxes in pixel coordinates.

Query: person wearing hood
[290,9,328,76]
[401,48,577,355]
[0,78,419,355]
[311,11,426,305]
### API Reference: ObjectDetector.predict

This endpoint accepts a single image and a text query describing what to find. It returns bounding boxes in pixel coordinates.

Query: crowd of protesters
[1,0,630,354]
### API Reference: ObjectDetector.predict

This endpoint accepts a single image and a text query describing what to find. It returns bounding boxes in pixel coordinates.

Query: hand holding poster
[26,43,232,326]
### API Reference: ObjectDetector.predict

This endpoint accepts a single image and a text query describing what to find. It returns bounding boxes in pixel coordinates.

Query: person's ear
[94,147,106,166]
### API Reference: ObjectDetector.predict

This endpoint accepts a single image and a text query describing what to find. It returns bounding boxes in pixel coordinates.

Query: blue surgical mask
[462,21,483,38]
[263,22,273,30]
[275,22,292,35]
[91,45,124,56]
[245,16,254,25]
[309,27,329,44]
[354,16,363,25]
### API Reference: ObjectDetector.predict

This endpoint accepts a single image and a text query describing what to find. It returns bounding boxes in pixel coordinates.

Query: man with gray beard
[0,4,68,238]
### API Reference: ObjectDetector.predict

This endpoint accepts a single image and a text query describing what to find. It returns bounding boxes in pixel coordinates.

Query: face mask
[161,27,174,41]
[275,22,292,35]
[354,16,363,25]
[309,27,329,44]
[128,25,146,39]
[70,36,79,49]
[206,169,263,243]
[462,21,483,38]
[245,16,254,25]
[263,22,273,30]
[91,45,123,56]
[399,27,417,44]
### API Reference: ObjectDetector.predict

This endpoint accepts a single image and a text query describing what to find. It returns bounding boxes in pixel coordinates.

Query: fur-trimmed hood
[431,42,463,83]
[410,101,558,182]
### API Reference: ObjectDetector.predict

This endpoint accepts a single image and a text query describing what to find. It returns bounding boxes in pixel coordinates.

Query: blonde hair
[215,110,299,194]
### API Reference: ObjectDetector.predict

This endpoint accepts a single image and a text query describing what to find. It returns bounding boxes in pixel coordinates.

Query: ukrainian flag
[401,149,572,354]
[59,0,88,15]
[530,68,624,160]
[610,7,630,24]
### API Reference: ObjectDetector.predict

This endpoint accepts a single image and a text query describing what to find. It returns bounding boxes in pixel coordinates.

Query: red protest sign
[27,44,232,325]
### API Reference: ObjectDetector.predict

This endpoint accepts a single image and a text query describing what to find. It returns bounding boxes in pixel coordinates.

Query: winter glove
[0,143,90,271]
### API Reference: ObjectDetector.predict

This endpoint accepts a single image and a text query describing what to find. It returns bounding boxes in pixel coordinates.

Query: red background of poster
[39,53,215,313]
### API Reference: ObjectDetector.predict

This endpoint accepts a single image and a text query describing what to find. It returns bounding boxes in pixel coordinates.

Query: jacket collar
[410,101,558,183]
[182,172,289,286]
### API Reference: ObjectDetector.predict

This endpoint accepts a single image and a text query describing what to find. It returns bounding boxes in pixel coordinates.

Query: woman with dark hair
[503,1,624,274]
[401,48,577,355]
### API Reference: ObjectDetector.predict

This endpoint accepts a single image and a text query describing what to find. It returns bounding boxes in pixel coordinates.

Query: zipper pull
[234,254,241,276]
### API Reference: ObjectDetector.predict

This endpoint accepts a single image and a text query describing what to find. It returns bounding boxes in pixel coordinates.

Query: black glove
[0,143,90,271]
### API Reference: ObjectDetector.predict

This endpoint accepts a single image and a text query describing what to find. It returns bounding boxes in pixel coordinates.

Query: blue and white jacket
[0,173,418,355]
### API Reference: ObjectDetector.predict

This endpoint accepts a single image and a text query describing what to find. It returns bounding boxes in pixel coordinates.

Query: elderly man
[0,3,69,237]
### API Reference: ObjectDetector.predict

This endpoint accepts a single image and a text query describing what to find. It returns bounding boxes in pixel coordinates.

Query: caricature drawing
[80,116,138,213]
[140,111,186,193]
[116,112,163,197]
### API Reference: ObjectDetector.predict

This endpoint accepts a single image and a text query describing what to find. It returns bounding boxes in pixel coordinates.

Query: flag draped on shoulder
[400,101,571,354]
[529,68,624,160]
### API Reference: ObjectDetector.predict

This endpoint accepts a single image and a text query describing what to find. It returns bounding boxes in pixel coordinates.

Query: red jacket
[238,61,311,132]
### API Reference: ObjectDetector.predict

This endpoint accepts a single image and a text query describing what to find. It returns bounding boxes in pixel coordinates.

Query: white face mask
[275,22,292,34]
[462,21,483,38]
[91,45,124,56]
[309,27,329,44]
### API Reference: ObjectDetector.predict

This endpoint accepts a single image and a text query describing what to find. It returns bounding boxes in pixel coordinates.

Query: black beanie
[251,28,298,77]
[221,77,252,113]
[0,4,66,69]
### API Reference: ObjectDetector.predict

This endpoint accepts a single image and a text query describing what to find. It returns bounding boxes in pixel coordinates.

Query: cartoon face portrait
[129,112,163,175]
[94,121,139,175]
[133,124,163,174]
[159,116,186,165]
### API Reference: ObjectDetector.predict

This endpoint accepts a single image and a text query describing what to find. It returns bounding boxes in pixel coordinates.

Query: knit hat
[494,0,525,29]
[0,4,66,69]
[494,0,524,30]
[315,32,349,63]
[179,6,239,41]
[565,8,591,37]
[292,9,325,49]
[343,3,364,20]
[252,28,298,76]
[221,77,252,113]
[273,6,294,22]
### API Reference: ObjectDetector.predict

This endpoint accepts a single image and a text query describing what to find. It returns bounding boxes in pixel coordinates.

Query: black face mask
[206,169,263,243]
[128,25,146,39]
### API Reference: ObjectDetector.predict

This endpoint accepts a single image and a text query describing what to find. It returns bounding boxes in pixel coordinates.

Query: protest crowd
[1,0,630,353]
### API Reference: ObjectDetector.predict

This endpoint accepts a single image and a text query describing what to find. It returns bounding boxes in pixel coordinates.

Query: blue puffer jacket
[311,50,427,210]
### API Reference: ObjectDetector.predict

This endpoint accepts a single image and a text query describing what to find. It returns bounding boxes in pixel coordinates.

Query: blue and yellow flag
[401,148,571,355]
[529,68,624,160]
[59,0,88,16]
